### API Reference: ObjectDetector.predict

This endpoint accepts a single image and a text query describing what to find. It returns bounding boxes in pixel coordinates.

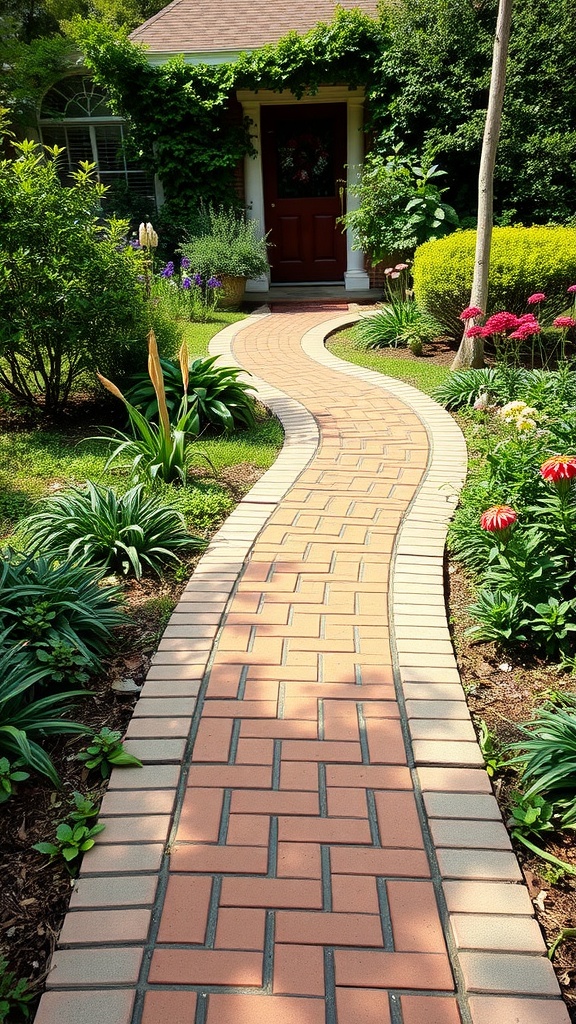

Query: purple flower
[180,256,190,270]
[161,261,174,278]
[207,276,222,289]
[193,273,203,287]
[129,238,141,249]
[182,277,191,290]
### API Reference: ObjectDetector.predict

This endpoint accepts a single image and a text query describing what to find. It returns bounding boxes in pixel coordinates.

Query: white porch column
[242,100,270,292]
[344,97,370,291]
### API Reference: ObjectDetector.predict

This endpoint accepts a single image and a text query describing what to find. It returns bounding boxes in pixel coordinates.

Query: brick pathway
[35,310,569,1024]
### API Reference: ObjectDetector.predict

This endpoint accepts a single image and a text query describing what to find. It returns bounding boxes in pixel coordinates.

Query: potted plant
[180,206,270,310]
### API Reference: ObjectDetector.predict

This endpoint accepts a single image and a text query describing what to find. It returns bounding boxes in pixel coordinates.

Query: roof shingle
[130,0,380,55]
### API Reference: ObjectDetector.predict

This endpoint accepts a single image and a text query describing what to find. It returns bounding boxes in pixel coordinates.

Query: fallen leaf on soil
[534,890,549,912]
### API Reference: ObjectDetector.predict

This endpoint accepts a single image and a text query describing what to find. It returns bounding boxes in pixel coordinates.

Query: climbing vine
[73,10,387,233]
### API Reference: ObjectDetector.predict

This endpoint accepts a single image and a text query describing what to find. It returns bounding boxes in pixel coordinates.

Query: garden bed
[328,328,576,1020]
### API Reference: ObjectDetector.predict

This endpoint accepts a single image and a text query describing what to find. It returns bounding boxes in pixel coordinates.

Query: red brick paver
[35,309,568,1024]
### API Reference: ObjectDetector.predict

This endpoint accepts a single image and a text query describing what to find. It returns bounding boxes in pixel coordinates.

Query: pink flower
[384,267,394,276]
[466,325,484,337]
[480,505,518,532]
[394,263,409,271]
[567,285,576,294]
[527,293,546,304]
[509,318,541,339]
[553,316,576,329]
[540,456,576,486]
[482,312,520,334]
[459,305,484,320]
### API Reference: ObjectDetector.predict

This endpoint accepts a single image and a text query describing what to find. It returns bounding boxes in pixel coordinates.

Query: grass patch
[180,313,247,357]
[327,329,451,396]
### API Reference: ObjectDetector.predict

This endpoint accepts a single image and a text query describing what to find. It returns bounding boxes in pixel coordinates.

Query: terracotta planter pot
[218,275,246,311]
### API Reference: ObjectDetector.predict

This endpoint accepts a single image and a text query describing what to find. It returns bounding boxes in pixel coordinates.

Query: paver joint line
[33,307,569,1024]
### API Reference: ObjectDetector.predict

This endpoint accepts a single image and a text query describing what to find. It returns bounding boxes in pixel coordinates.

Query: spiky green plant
[22,481,205,579]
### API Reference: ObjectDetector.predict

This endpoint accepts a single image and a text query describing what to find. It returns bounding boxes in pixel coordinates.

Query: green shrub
[413,227,576,339]
[22,482,205,579]
[180,206,270,280]
[126,355,257,433]
[0,134,149,414]
[0,552,125,675]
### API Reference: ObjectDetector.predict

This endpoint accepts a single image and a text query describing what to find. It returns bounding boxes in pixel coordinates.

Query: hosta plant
[22,482,205,579]
[97,331,209,485]
[126,355,257,433]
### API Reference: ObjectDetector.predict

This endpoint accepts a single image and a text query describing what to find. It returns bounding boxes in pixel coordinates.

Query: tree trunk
[451,0,513,370]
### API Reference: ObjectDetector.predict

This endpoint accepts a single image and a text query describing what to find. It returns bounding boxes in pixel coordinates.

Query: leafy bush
[180,206,270,280]
[126,355,257,433]
[22,482,205,579]
[0,646,88,784]
[413,227,576,339]
[353,301,441,353]
[341,148,459,263]
[0,132,148,414]
[0,551,125,675]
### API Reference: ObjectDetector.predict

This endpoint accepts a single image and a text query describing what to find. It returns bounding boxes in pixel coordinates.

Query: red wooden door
[261,104,347,284]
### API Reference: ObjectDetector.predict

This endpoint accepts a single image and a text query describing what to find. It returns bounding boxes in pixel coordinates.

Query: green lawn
[181,312,247,357]
[327,329,451,396]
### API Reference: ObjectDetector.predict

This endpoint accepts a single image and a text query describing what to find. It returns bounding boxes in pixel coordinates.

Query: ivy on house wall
[73,10,387,233]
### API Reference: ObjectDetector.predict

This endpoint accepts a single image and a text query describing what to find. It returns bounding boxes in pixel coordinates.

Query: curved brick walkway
[35,310,569,1024]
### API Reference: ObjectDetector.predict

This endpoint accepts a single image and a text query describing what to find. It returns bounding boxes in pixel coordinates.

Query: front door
[261,104,347,284]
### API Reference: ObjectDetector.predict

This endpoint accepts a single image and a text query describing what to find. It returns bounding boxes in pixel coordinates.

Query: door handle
[271,203,276,208]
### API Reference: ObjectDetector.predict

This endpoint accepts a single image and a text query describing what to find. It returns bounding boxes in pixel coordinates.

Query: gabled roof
[130,0,380,58]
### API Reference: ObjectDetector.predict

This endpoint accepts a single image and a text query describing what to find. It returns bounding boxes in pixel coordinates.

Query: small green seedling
[33,820,106,870]
[68,791,100,822]
[478,719,505,777]
[0,957,34,1021]
[77,727,142,779]
[507,791,555,838]
[0,758,29,805]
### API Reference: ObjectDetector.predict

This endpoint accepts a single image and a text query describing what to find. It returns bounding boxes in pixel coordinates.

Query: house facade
[130,0,380,291]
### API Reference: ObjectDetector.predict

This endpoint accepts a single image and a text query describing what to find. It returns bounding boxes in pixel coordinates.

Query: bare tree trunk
[452,0,513,370]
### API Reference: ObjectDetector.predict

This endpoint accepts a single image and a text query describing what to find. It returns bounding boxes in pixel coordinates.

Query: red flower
[568,285,576,294]
[459,305,484,320]
[483,312,520,334]
[527,293,546,304]
[553,316,576,329]
[466,325,484,337]
[509,319,541,339]
[480,506,518,532]
[540,456,576,485]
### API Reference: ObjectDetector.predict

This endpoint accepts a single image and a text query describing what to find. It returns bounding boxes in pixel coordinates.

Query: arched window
[39,76,156,214]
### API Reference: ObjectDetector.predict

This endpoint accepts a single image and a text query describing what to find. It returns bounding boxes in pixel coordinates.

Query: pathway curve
[36,310,569,1024]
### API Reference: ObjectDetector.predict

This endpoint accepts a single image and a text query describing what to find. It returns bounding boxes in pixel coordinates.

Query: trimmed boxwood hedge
[413,226,576,339]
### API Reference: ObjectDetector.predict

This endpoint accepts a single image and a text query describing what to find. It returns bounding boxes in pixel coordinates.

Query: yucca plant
[0,551,125,671]
[126,355,257,433]
[22,481,205,579]
[0,646,89,785]
[432,368,497,409]
[97,331,207,485]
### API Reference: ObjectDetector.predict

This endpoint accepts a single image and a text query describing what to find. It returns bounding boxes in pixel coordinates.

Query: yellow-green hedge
[413,226,576,339]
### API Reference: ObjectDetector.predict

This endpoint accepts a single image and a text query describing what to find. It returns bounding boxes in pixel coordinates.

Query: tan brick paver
[35,308,569,1024]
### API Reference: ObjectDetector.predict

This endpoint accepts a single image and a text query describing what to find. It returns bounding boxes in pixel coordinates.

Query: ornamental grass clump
[22,481,205,580]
